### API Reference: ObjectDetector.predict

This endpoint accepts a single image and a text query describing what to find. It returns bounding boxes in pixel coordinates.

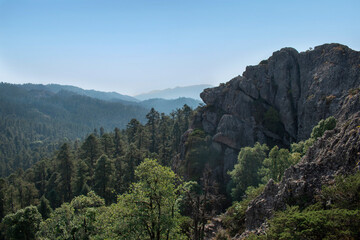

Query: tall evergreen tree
[146,108,160,153]
[74,159,89,196]
[100,133,114,157]
[113,127,125,157]
[94,155,115,204]
[37,195,52,219]
[80,134,102,181]
[126,119,141,144]
[57,143,74,203]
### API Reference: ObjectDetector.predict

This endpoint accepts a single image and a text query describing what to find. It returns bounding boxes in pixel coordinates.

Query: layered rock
[177,43,360,183]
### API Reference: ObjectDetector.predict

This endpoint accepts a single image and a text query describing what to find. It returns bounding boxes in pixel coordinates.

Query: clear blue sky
[0,0,359,95]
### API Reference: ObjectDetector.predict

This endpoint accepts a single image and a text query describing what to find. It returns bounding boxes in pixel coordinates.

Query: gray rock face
[244,106,360,232]
[189,43,360,181]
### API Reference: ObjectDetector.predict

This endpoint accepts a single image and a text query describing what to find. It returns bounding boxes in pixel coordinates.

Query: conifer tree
[146,108,160,153]
[100,133,114,157]
[80,134,102,180]
[57,143,74,203]
[94,155,115,203]
[37,195,52,219]
[74,159,89,196]
[126,119,141,144]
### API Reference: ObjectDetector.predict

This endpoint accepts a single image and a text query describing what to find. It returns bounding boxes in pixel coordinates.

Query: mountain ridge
[21,83,140,102]
[135,84,213,101]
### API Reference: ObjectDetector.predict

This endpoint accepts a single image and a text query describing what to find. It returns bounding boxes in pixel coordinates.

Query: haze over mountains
[0,82,203,175]
[16,83,203,114]
[135,84,213,101]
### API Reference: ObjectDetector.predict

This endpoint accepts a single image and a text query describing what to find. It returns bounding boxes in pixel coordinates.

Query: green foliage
[1,205,42,240]
[320,172,360,210]
[37,196,52,219]
[37,191,105,240]
[248,173,360,239]
[259,146,298,183]
[290,116,336,160]
[57,143,74,203]
[183,129,214,180]
[265,207,360,240]
[0,82,149,177]
[310,116,336,139]
[228,143,268,201]
[179,168,224,240]
[94,154,115,203]
[221,185,265,237]
[96,159,185,239]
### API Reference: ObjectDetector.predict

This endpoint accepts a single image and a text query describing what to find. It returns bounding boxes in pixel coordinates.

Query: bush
[266,207,360,240]
[310,116,336,139]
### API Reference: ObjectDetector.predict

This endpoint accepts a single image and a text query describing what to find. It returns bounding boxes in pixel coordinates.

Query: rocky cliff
[175,43,360,185]
[242,93,360,235]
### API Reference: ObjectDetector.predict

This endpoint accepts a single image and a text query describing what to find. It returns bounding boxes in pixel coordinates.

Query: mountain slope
[21,83,201,114]
[135,84,212,101]
[21,83,139,102]
[175,43,360,186]
[0,83,149,175]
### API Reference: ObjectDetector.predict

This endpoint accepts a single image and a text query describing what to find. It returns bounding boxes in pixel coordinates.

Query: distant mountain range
[18,83,203,114]
[135,84,213,101]
[0,82,203,175]
[21,83,139,102]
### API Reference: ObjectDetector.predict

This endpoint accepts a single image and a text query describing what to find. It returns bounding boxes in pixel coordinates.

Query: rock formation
[175,43,360,185]
[244,101,360,233]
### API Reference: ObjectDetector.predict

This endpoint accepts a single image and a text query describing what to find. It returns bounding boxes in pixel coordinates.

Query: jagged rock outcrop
[243,94,360,234]
[175,43,360,183]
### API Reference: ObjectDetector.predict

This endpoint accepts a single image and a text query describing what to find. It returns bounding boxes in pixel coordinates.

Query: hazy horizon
[1,0,359,95]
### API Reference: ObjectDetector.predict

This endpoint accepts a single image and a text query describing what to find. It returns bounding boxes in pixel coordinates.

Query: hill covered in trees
[0,83,148,176]
[0,82,202,176]
[0,43,359,239]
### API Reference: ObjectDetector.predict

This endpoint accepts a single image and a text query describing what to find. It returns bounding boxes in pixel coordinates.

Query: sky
[0,0,359,96]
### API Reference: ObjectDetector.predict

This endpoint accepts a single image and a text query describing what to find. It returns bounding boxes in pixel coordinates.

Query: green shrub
[310,116,336,139]
[266,207,360,240]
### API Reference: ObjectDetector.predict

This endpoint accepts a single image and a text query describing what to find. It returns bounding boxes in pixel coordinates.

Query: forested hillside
[0,83,201,176]
[0,83,149,176]
[0,106,194,237]
[0,44,359,240]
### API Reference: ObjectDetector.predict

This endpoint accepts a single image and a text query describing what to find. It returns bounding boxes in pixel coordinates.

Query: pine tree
[94,155,115,204]
[123,143,141,186]
[126,119,141,144]
[113,127,125,157]
[113,128,126,194]
[37,195,52,219]
[57,143,74,203]
[74,159,89,196]
[80,134,102,182]
[146,108,160,153]
[101,133,114,157]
